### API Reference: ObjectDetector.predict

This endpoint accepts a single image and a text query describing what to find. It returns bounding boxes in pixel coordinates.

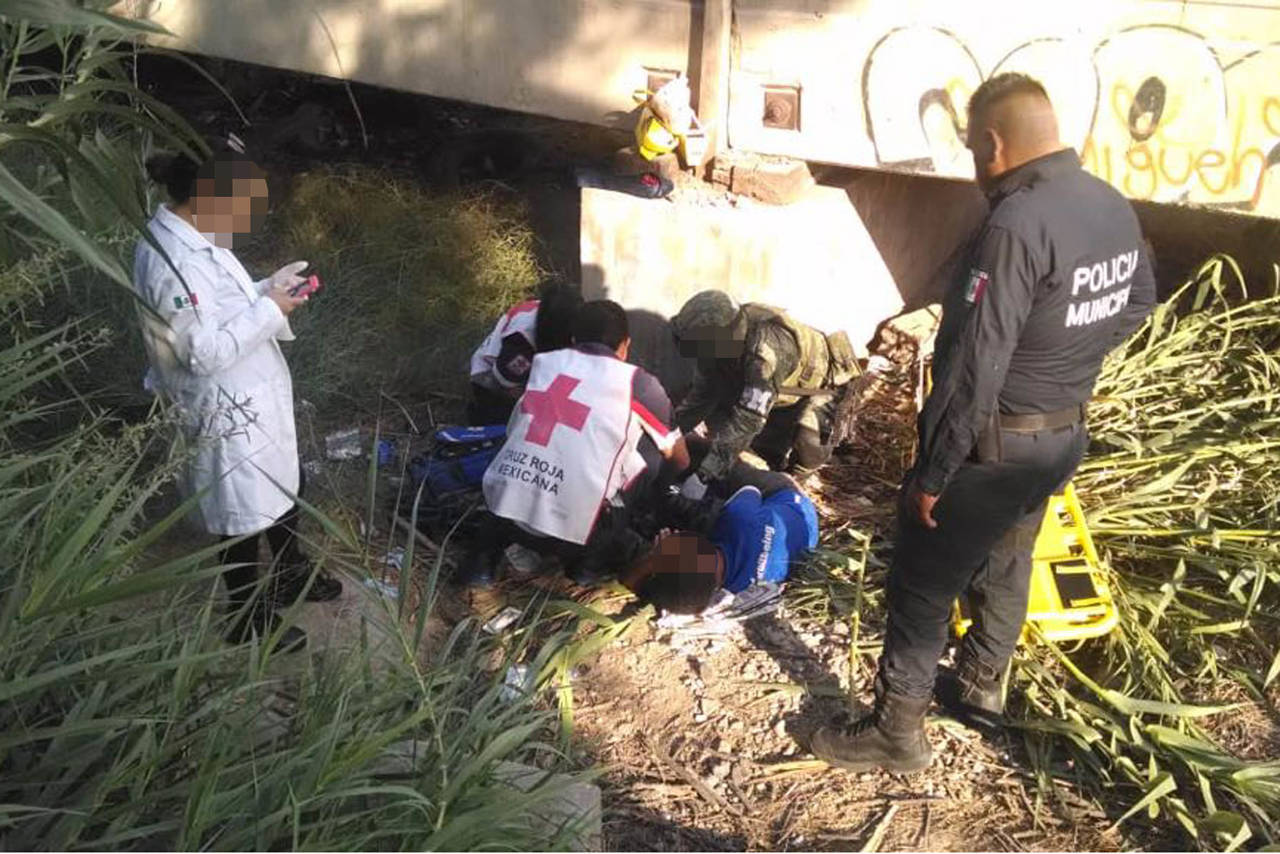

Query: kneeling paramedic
[810,73,1155,775]
[671,291,858,490]
[622,466,818,614]
[471,300,690,585]
[467,282,583,424]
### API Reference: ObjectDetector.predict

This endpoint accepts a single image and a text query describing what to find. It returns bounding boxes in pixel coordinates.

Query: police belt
[997,403,1086,432]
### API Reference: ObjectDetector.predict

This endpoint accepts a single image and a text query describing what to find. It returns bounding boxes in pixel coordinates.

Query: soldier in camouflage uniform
[671,290,856,484]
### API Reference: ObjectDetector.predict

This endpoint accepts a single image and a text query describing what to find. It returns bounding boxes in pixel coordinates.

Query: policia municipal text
[812,73,1156,772]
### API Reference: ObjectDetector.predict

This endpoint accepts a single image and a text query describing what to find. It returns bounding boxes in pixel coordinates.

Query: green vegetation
[0,3,583,850]
[783,257,1280,850]
[265,168,542,414]
[1032,256,1280,849]
[3,2,1276,851]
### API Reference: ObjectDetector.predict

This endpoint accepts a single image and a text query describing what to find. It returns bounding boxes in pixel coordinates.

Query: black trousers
[468,382,517,426]
[880,422,1088,698]
[219,466,307,608]
[751,394,839,474]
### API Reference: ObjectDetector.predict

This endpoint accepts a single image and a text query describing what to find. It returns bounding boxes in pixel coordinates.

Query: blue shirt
[713,486,819,593]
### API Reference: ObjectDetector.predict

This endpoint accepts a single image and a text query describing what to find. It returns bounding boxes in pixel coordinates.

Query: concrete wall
[581,185,902,396]
[130,0,1280,218]
[728,0,1280,218]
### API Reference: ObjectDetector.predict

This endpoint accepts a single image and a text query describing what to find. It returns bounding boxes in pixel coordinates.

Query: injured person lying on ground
[463,299,691,587]
[621,464,819,618]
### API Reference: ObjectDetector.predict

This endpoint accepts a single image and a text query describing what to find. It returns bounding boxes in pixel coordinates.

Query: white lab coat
[132,204,300,536]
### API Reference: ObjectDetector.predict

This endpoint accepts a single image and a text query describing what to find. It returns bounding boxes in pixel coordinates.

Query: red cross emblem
[520,374,592,446]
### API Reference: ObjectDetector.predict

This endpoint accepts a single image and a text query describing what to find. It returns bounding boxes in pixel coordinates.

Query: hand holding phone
[289,274,322,298]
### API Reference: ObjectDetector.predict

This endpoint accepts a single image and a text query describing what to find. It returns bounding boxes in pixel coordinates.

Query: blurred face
[190,162,269,248]
[674,325,745,363]
[621,532,724,593]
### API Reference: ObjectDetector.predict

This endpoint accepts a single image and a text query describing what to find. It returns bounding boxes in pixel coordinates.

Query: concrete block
[712,152,815,205]
[581,184,903,400]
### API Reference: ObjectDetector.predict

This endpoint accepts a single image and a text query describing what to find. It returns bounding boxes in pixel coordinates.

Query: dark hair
[627,532,722,615]
[145,150,265,204]
[966,72,1050,127]
[534,282,584,352]
[572,299,629,350]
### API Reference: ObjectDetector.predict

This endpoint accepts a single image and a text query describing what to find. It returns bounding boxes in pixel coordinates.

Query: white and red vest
[469,299,539,391]
[483,347,641,545]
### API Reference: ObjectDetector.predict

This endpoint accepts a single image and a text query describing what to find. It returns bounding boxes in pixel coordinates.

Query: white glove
[680,474,708,501]
[260,261,308,341]
[866,355,894,376]
[262,260,309,295]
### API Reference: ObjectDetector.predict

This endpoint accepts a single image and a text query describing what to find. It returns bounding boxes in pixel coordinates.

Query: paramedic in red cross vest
[811,73,1156,775]
[473,300,691,586]
[467,283,583,424]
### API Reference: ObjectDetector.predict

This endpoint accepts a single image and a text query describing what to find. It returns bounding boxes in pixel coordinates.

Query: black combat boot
[949,645,1010,728]
[460,543,502,588]
[270,558,344,606]
[810,675,932,774]
[226,603,307,653]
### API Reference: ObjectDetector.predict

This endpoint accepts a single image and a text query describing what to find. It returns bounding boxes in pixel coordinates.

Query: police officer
[671,291,856,487]
[812,73,1156,773]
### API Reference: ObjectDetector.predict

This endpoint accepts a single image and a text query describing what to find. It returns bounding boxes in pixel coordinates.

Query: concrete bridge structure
[128,0,1280,362]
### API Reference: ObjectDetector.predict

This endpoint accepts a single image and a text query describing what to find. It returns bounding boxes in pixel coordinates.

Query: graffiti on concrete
[863,24,1280,213]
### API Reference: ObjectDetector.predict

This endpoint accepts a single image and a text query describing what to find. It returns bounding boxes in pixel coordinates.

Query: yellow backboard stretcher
[920,359,1118,644]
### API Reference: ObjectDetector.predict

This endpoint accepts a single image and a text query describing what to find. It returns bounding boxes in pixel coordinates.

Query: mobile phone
[289,274,321,298]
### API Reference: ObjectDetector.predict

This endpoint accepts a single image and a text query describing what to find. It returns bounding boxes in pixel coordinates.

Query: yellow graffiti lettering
[1194,149,1230,196]
[1265,97,1280,137]
[1123,145,1158,199]
[1158,148,1194,187]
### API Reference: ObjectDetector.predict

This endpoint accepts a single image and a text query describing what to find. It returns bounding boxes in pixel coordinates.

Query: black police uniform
[882,148,1157,699]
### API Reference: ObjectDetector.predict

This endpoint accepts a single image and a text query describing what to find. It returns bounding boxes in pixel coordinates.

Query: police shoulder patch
[962,270,983,307]
[964,268,989,305]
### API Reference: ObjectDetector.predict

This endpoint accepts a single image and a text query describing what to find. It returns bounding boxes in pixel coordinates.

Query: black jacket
[917,148,1156,494]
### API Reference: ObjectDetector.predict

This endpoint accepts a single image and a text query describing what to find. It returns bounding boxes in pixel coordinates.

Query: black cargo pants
[749,393,840,474]
[879,421,1088,699]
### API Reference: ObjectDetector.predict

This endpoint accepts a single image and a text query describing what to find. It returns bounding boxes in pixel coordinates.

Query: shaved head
[965,73,1066,191]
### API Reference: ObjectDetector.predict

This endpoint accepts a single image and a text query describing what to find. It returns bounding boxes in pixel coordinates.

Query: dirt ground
[282,356,1147,852]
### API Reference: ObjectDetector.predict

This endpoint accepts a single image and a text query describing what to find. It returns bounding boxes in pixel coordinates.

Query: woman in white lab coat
[134,149,342,650]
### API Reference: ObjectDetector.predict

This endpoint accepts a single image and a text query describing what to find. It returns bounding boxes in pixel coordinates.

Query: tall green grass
[777,256,1280,850]
[1,4,589,850]
[1009,256,1280,850]
[261,168,542,415]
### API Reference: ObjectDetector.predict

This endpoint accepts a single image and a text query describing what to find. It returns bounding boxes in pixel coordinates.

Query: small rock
[773,719,788,737]
[694,713,708,723]
[711,761,731,780]
[832,622,850,636]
